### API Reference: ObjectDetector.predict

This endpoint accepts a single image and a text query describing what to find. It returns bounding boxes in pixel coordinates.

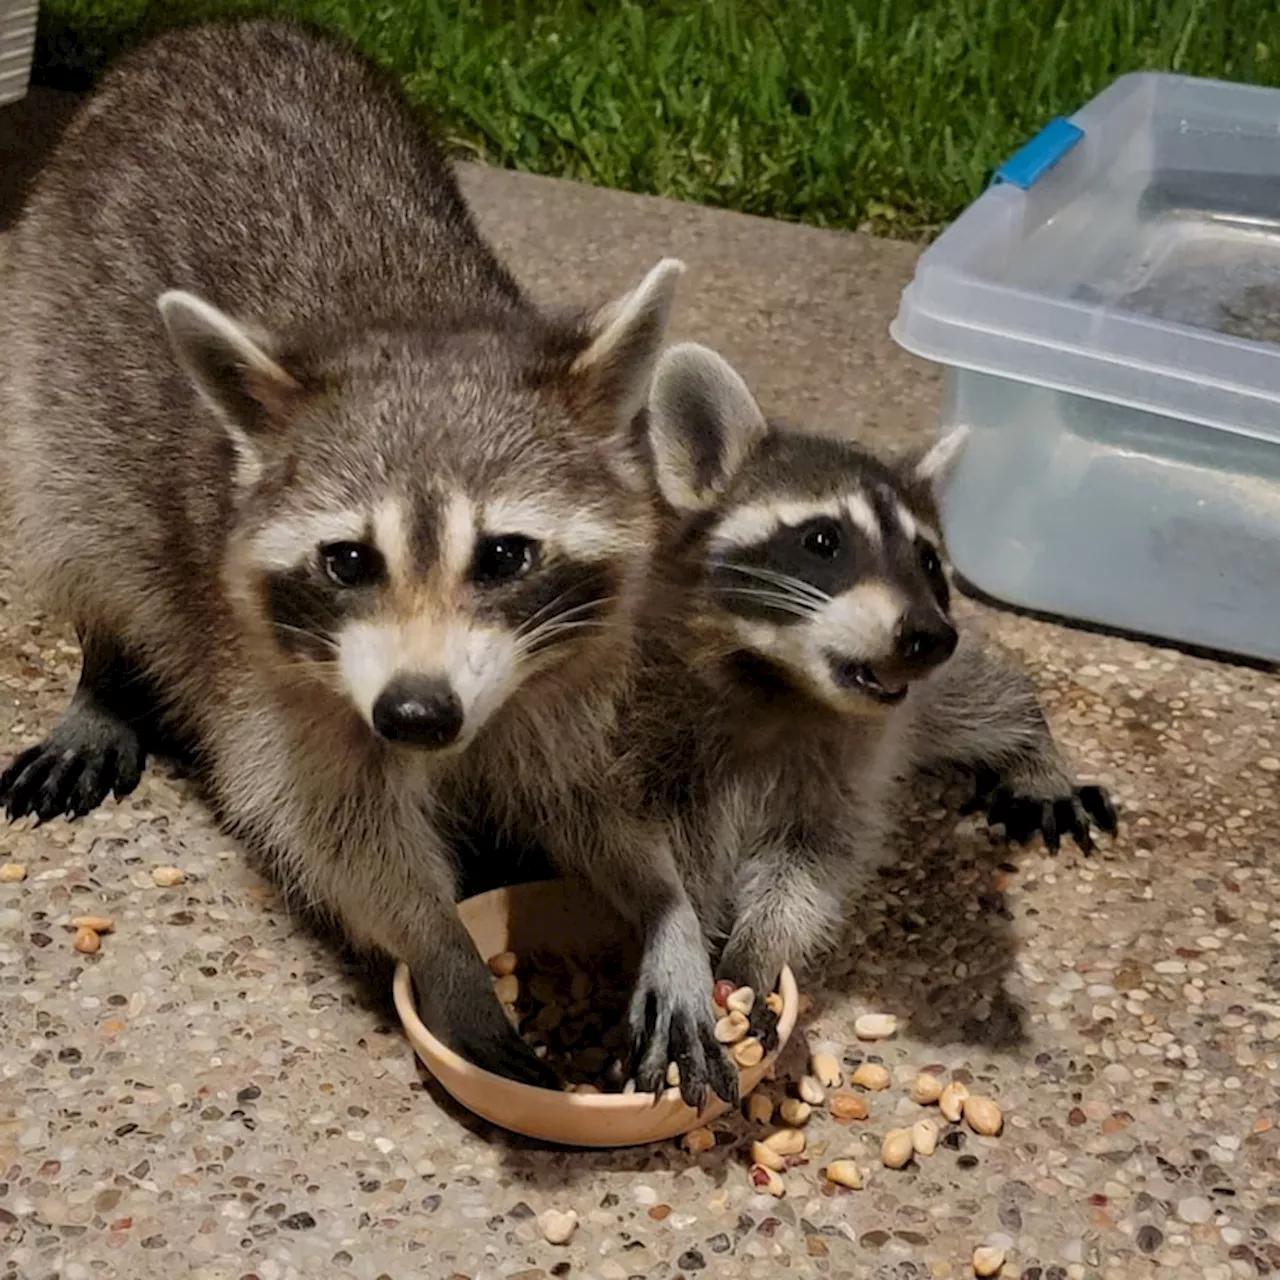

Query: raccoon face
[647,342,967,715]
[161,259,683,751]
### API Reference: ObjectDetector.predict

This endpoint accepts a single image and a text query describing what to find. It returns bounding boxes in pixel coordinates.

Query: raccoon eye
[320,541,386,588]
[471,534,540,585]
[918,540,942,579]
[801,518,842,560]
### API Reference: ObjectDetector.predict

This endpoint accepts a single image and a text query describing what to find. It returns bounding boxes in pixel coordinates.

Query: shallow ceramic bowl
[393,878,799,1148]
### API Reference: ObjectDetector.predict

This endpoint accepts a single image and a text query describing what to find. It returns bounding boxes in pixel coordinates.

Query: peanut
[71,915,113,934]
[751,1139,786,1171]
[765,992,784,1016]
[851,1062,891,1091]
[746,1093,774,1125]
[666,1061,681,1088]
[493,973,519,1005]
[150,866,185,888]
[963,1095,1004,1136]
[778,1099,811,1127]
[726,986,755,1016]
[810,1051,842,1088]
[830,1093,869,1121]
[73,926,100,955]
[538,1208,578,1245]
[880,1127,914,1169]
[854,1013,897,1041]
[824,1159,864,1189]
[973,1245,1006,1276]
[487,950,518,977]
[733,1037,764,1068]
[682,1126,715,1153]
[797,1075,825,1106]
[939,1080,970,1123]
[715,1010,750,1044]
[0,863,27,883]
[911,1117,939,1156]
[910,1072,944,1105]
[748,1163,785,1197]
[762,1126,805,1156]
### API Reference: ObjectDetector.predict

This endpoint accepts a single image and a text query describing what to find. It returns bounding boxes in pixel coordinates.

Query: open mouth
[829,657,909,705]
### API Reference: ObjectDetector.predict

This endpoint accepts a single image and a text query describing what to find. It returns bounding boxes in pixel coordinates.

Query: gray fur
[0,19,704,1089]
[635,345,1116,996]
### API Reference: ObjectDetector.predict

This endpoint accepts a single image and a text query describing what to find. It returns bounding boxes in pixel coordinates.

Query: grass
[33,0,1280,236]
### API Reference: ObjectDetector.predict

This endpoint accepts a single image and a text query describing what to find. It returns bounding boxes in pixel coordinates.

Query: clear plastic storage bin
[0,1,36,107]
[892,72,1280,664]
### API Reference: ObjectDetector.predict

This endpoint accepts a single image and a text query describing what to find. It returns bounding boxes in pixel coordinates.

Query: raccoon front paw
[425,986,560,1090]
[968,767,1118,855]
[1,703,145,823]
[628,971,739,1111]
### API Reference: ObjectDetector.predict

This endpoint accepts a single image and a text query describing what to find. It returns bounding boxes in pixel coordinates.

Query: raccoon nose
[897,618,958,676]
[372,677,465,749]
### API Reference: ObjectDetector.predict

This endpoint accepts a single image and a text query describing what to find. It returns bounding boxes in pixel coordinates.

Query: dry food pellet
[746,1093,774,1125]
[880,1128,914,1169]
[854,1013,897,1040]
[71,915,113,934]
[733,1037,764,1069]
[824,1159,863,1189]
[973,1245,1006,1276]
[851,1062,891,1091]
[762,1126,805,1156]
[751,1139,786,1171]
[493,973,519,1006]
[538,1208,578,1245]
[778,1098,811,1127]
[487,950,517,977]
[797,1075,825,1106]
[911,1117,939,1156]
[682,1126,715,1153]
[910,1072,944,1105]
[963,1095,1003,1136]
[150,866,185,888]
[830,1092,869,1121]
[939,1081,969,1123]
[0,863,27,883]
[749,1163,785,1197]
[73,926,100,955]
[810,1051,842,1088]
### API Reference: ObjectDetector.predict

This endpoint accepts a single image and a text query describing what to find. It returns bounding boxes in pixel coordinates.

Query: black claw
[1078,785,1118,834]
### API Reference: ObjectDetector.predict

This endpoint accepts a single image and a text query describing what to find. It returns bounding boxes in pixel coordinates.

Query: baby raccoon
[632,343,1117,1005]
[0,19,696,1088]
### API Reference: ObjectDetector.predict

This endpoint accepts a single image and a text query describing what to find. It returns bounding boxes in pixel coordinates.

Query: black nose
[897,618,958,675]
[372,676,464,749]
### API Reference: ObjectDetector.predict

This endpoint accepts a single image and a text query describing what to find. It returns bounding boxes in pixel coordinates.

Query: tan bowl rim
[393,957,800,1111]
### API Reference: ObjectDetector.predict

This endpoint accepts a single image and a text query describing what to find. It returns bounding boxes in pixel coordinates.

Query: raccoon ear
[158,290,303,439]
[646,342,768,512]
[571,258,684,431]
[913,425,970,490]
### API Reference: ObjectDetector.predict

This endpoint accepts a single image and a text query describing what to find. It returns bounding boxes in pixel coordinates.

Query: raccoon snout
[371,676,465,749]
[894,616,958,678]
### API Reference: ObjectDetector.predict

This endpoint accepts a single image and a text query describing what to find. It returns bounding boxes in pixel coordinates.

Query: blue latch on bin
[992,117,1084,189]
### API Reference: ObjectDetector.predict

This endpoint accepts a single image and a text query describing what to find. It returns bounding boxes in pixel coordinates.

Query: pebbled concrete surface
[2,89,1280,1280]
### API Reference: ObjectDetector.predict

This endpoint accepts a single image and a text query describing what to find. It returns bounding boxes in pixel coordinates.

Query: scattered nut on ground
[71,914,113,933]
[682,1126,714,1153]
[732,1037,764,1068]
[751,1139,786,1171]
[150,865,185,887]
[851,1062,891,1091]
[810,1051,841,1088]
[0,863,27,883]
[973,1244,1007,1276]
[824,1159,863,1189]
[963,1095,1004,1136]
[911,1117,939,1156]
[73,926,100,955]
[853,1013,897,1041]
[749,1163,785,1197]
[746,1093,773,1125]
[881,1127,914,1169]
[778,1098,811,1126]
[538,1208,578,1245]
[487,950,517,977]
[762,1126,805,1156]
[910,1071,944,1104]
[830,1092,869,1121]
[939,1080,970,1122]
[797,1075,825,1106]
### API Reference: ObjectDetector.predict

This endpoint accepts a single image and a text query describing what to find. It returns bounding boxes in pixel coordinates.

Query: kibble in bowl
[393,878,800,1147]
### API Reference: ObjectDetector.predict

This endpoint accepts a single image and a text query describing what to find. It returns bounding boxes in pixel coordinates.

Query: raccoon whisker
[514,618,620,659]
[270,622,342,656]
[716,561,832,604]
[715,587,820,619]
[515,595,620,641]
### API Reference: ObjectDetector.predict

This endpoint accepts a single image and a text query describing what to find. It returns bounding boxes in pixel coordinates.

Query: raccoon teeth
[830,658,908,705]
